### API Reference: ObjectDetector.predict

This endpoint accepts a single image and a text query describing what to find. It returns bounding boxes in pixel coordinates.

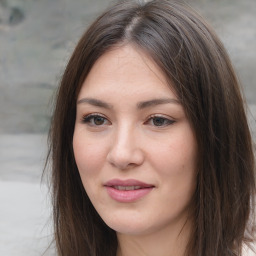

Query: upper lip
[104,179,154,188]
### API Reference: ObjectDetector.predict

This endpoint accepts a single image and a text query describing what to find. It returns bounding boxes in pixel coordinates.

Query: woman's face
[73,45,197,237]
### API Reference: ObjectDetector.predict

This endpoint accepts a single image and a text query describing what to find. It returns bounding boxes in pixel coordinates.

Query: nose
[106,126,144,170]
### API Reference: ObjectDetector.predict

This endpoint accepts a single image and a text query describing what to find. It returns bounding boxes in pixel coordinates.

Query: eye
[146,115,175,127]
[82,114,110,126]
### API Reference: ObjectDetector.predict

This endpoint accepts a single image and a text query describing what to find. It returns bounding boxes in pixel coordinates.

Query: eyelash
[145,115,175,127]
[81,114,175,127]
[81,113,110,126]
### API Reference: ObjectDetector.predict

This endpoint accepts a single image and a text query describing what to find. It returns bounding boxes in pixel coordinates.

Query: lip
[104,179,154,203]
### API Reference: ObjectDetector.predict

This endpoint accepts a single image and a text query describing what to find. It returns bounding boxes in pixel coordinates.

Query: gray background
[0,0,255,255]
[0,0,256,134]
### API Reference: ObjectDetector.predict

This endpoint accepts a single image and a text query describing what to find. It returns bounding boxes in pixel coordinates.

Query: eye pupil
[94,116,105,125]
[153,117,165,126]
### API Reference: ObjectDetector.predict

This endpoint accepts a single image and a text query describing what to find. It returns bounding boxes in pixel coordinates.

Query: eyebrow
[137,98,180,109]
[77,97,180,109]
[77,98,113,109]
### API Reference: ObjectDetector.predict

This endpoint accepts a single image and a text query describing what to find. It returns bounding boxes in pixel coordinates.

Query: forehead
[78,45,176,100]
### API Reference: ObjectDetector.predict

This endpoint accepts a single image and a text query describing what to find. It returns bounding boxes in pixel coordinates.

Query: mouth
[104,179,154,203]
[112,185,145,191]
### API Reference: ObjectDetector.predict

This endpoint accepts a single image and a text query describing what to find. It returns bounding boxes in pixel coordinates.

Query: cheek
[150,126,197,199]
[73,131,106,178]
[73,133,107,203]
[150,130,197,175]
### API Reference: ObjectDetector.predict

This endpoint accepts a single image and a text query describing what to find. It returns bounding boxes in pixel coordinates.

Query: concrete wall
[0,0,255,134]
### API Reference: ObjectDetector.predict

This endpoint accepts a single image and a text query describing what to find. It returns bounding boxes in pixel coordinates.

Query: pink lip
[104,179,154,203]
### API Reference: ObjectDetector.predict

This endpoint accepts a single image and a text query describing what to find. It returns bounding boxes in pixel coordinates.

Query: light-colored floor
[0,134,54,255]
[0,181,53,256]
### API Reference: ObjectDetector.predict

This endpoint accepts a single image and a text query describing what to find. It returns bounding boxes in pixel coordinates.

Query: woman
[46,0,255,255]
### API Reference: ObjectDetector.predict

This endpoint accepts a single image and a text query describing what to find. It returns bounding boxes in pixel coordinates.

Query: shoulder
[242,244,255,256]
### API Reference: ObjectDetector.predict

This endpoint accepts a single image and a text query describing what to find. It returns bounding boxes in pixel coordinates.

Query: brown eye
[145,116,175,127]
[82,114,109,126]
[93,116,105,125]
[152,117,166,126]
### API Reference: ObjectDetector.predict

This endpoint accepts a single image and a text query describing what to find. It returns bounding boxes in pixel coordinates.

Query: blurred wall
[0,0,255,134]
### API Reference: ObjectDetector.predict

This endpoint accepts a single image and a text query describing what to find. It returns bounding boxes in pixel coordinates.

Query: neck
[116,218,192,256]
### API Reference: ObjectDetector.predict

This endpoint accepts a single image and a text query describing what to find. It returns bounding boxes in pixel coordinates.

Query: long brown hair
[46,0,256,255]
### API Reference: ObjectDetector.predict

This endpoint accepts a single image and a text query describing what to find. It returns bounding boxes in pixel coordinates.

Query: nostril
[106,146,144,170]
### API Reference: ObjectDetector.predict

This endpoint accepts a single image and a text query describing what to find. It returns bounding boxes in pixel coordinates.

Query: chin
[106,216,168,237]
[110,224,151,236]
[103,214,152,235]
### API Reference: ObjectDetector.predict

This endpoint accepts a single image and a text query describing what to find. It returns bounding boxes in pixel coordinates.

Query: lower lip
[105,186,153,203]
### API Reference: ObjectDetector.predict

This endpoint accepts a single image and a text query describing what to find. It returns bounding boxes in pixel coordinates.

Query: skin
[73,45,198,256]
